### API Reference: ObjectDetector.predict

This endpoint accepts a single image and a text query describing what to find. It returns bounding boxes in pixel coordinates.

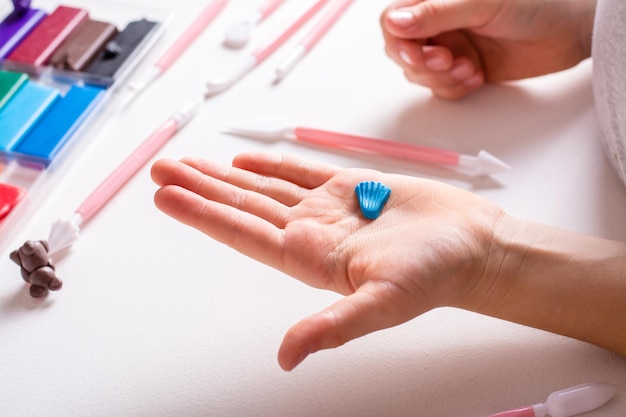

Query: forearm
[463,214,626,355]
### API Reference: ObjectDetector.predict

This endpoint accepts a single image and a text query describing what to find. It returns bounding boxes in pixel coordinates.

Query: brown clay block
[49,19,118,71]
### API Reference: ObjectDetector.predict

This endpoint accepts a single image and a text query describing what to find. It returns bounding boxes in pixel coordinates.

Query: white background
[1,1,625,416]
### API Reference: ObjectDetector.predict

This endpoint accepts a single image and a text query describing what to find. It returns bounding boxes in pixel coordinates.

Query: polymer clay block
[6,6,88,66]
[0,182,26,220]
[0,80,58,151]
[0,8,47,59]
[13,84,104,165]
[0,70,28,108]
[86,18,158,79]
[12,0,32,14]
[49,19,118,71]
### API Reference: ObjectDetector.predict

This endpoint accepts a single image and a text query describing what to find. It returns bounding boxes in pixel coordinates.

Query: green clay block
[0,70,28,109]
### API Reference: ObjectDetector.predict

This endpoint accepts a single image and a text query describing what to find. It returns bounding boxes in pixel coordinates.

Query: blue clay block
[0,8,47,59]
[13,84,105,165]
[0,80,59,151]
[355,181,392,220]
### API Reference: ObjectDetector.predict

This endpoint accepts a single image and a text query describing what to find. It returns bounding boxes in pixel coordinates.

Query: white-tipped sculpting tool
[486,382,616,417]
[123,0,228,106]
[205,0,329,96]
[223,116,511,176]
[274,0,354,83]
[45,97,202,256]
[223,0,285,49]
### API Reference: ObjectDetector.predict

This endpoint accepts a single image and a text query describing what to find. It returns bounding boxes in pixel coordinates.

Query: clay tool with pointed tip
[124,0,228,105]
[223,116,511,176]
[274,0,354,83]
[42,97,202,257]
[486,382,616,417]
[205,0,328,96]
[223,0,285,49]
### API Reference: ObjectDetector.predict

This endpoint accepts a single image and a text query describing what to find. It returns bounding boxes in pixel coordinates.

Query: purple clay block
[355,181,392,220]
[0,8,47,59]
[12,0,32,14]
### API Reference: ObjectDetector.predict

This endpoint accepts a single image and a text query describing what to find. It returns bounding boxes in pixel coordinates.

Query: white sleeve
[592,0,626,187]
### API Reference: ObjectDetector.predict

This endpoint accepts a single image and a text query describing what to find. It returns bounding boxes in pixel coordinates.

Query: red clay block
[7,6,88,66]
[0,182,26,220]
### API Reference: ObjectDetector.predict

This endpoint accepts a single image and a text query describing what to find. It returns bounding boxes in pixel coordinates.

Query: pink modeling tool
[45,97,202,256]
[223,116,511,176]
[486,382,616,417]
[124,0,228,104]
[205,0,329,96]
[274,0,354,83]
[223,0,285,49]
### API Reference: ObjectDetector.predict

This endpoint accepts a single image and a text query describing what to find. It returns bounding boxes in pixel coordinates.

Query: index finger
[383,0,499,39]
[232,153,340,190]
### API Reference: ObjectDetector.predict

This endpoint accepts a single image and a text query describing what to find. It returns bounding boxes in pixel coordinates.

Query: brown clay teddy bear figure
[10,240,62,298]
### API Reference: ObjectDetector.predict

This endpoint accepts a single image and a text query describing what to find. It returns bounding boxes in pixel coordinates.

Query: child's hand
[151,153,505,370]
[381,0,595,99]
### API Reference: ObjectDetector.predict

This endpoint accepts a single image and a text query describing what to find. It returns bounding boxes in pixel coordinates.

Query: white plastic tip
[274,45,306,84]
[544,382,617,417]
[223,20,254,49]
[205,57,257,97]
[172,96,203,127]
[458,150,511,176]
[47,216,82,256]
[127,65,162,93]
[118,89,139,110]
[223,116,295,141]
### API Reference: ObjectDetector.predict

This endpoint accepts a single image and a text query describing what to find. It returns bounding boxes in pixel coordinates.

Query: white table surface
[1,1,625,416]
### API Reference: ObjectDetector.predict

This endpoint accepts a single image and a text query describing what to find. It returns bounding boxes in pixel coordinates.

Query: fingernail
[450,63,474,81]
[425,56,448,71]
[398,47,414,66]
[388,9,415,28]
[464,73,483,88]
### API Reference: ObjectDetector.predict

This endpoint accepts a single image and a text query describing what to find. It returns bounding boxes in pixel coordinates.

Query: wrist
[456,213,626,355]
[452,212,528,314]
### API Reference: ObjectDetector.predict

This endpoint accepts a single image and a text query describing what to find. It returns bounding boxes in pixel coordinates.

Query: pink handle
[253,0,328,63]
[258,0,285,20]
[76,118,179,223]
[156,0,228,70]
[294,127,460,166]
[301,0,353,50]
[486,406,536,417]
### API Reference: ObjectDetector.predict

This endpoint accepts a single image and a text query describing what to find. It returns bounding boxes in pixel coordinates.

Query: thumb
[384,0,499,39]
[277,281,431,371]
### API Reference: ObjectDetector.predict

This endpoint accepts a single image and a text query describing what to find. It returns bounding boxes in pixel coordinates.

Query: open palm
[151,153,504,370]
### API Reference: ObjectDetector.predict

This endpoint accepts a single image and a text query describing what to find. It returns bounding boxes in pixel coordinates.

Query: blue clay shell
[355,181,391,220]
